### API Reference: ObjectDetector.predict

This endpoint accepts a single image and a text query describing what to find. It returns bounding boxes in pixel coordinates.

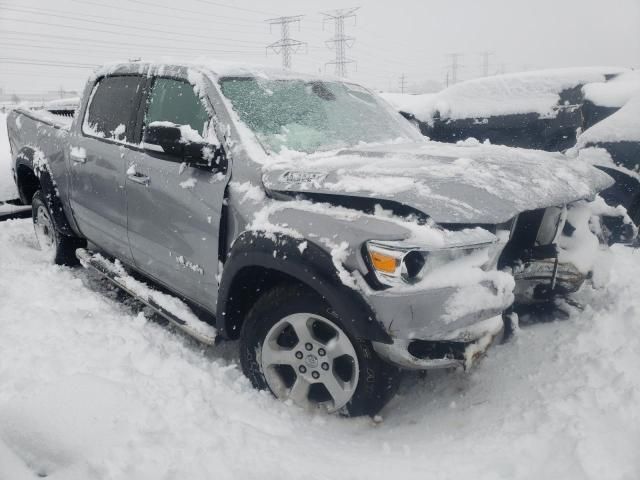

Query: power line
[0,30,259,56]
[0,8,267,47]
[68,0,264,28]
[265,15,306,69]
[0,58,97,68]
[321,7,359,78]
[191,0,278,17]
[6,2,269,35]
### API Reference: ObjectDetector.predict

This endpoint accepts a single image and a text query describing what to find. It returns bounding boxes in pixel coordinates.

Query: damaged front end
[498,203,593,305]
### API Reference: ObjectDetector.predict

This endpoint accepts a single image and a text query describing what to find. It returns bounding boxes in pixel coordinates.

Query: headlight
[365,230,498,287]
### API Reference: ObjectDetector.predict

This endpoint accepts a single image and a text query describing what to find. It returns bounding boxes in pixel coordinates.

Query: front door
[126,76,227,312]
[69,75,144,263]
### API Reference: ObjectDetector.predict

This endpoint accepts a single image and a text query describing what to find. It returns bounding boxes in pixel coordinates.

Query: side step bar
[76,248,217,345]
[0,199,31,222]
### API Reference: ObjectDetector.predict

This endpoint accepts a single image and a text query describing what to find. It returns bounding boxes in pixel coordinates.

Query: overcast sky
[1,0,638,95]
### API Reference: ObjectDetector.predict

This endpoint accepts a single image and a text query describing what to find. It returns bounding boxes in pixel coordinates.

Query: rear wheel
[240,284,400,417]
[32,190,85,266]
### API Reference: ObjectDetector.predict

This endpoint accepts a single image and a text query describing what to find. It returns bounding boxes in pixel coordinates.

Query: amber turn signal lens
[369,250,399,274]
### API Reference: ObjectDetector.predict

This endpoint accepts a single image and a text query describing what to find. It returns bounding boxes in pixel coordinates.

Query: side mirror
[142,123,183,156]
[142,123,227,173]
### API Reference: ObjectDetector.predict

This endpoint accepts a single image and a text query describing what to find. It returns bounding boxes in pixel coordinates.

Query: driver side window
[144,78,209,137]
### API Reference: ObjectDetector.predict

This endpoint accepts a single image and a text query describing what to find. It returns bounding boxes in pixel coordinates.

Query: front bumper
[512,258,586,304]
[356,272,513,370]
[373,314,505,370]
[361,277,513,341]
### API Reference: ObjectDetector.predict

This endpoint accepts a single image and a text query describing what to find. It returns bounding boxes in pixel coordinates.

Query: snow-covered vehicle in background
[573,92,640,231]
[42,97,81,118]
[385,67,627,150]
[6,61,612,416]
[385,67,638,243]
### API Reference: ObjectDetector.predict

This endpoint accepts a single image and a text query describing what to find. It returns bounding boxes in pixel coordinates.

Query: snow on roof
[90,58,342,84]
[403,67,628,123]
[379,92,438,115]
[582,70,640,108]
[578,92,640,146]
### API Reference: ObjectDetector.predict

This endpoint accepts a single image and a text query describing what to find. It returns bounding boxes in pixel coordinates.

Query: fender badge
[279,171,327,185]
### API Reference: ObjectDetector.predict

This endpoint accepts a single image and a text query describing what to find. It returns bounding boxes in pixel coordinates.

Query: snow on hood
[578,93,640,146]
[400,67,627,123]
[262,140,613,224]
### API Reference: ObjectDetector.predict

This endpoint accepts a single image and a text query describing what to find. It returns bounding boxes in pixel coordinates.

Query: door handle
[128,173,150,186]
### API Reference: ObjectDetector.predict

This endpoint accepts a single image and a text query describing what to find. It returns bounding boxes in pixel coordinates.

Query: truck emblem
[279,171,327,185]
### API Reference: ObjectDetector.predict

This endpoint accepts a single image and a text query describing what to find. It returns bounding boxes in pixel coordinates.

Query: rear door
[69,75,145,263]
[125,76,228,312]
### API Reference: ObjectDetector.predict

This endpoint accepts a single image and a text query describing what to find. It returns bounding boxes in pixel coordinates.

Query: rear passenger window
[144,78,209,136]
[83,76,141,142]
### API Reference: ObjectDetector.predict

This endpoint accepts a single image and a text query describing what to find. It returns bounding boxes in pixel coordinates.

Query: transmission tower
[446,53,462,84]
[321,7,359,77]
[480,51,494,77]
[265,15,306,70]
[399,73,407,93]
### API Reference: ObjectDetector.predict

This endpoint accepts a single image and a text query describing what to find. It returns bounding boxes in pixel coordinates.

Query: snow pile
[1,218,640,479]
[583,70,640,108]
[577,93,640,146]
[403,67,627,123]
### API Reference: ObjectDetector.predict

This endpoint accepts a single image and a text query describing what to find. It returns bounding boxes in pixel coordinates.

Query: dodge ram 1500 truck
[6,61,613,416]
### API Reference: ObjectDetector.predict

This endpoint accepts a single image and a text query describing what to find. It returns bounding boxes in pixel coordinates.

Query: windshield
[219,77,420,154]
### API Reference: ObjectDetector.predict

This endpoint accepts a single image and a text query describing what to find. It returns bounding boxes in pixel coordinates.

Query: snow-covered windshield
[219,77,420,153]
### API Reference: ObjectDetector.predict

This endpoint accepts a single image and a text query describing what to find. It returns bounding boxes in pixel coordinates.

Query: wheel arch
[216,231,391,344]
[14,147,76,237]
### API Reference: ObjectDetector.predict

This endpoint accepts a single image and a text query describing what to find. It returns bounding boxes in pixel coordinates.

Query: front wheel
[32,190,85,266]
[240,284,400,417]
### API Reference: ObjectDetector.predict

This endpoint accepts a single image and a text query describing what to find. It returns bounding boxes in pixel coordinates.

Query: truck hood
[262,141,614,224]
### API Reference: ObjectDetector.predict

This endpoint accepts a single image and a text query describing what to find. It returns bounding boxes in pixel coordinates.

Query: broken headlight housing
[365,231,499,287]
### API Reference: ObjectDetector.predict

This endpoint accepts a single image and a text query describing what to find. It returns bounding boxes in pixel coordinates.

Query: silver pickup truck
[6,61,612,416]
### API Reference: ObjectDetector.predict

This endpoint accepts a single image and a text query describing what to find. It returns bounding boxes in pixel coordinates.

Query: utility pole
[321,7,359,77]
[480,51,493,77]
[446,53,462,84]
[265,15,306,70]
[399,73,407,94]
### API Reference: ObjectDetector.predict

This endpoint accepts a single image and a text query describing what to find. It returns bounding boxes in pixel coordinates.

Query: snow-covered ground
[0,223,639,480]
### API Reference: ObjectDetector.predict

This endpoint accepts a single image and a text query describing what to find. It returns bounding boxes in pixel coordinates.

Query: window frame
[137,76,213,146]
[81,74,147,147]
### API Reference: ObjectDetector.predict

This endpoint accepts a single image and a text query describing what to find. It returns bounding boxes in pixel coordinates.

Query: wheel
[240,284,400,417]
[32,190,85,266]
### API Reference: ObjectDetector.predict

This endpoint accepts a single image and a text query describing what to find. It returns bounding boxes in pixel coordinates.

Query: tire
[240,284,400,417]
[32,190,85,266]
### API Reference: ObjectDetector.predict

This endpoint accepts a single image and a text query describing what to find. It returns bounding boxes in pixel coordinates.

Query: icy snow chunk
[230,181,266,203]
[70,146,86,158]
[111,123,126,139]
[179,177,197,189]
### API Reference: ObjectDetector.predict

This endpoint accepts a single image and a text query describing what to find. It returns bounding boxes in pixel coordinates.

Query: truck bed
[6,107,73,206]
